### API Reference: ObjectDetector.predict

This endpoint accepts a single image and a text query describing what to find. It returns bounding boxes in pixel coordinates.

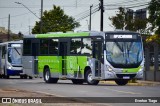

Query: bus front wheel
[85,69,99,85]
[44,68,58,83]
[115,79,128,86]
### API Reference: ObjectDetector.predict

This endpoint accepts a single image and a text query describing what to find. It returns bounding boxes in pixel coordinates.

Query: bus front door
[93,41,103,77]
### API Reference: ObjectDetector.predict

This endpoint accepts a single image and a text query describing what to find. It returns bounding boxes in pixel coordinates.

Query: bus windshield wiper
[14,47,20,55]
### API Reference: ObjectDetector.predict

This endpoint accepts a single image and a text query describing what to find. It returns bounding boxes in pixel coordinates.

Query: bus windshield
[106,41,143,68]
[8,48,22,66]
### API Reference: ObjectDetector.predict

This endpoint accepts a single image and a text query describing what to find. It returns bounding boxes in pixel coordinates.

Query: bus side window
[81,38,92,55]
[70,38,81,55]
[23,39,31,55]
[40,39,49,55]
[49,39,58,55]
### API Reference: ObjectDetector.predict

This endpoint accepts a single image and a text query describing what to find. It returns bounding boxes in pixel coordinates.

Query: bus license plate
[123,76,130,79]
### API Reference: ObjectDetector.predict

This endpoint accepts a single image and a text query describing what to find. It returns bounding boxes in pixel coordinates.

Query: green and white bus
[23,31,144,85]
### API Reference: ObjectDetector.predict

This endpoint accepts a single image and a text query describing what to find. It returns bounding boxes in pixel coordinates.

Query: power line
[104,3,149,10]
[76,7,99,21]
[104,1,149,7]
[104,0,148,6]
[75,0,150,22]
[0,4,95,9]
[73,4,99,18]
[0,10,40,20]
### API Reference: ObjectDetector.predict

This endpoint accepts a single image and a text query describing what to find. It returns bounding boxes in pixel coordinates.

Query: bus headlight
[107,65,113,72]
[7,64,12,70]
[8,66,12,70]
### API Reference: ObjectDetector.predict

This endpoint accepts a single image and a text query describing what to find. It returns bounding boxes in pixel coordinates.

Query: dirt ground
[0,88,107,106]
[0,88,52,97]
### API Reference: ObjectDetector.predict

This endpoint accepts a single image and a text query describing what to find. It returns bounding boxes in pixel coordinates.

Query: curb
[100,80,160,86]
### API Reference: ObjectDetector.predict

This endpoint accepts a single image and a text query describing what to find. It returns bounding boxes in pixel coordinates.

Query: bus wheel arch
[43,65,49,76]
[84,66,91,78]
[84,66,99,85]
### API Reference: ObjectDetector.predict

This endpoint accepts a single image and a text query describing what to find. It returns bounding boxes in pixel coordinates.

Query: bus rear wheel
[115,79,128,86]
[72,79,84,84]
[44,68,58,83]
[85,69,99,85]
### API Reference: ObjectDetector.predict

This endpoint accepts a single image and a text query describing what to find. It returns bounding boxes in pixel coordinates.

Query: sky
[0,0,151,35]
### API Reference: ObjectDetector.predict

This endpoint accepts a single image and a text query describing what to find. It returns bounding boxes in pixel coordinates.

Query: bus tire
[71,79,84,84]
[20,75,24,79]
[115,79,128,86]
[85,69,99,85]
[29,76,33,79]
[4,75,9,79]
[0,75,2,78]
[24,75,28,79]
[44,68,58,83]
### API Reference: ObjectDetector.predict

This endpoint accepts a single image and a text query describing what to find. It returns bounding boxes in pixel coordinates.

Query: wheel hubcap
[87,73,93,83]
[45,71,49,81]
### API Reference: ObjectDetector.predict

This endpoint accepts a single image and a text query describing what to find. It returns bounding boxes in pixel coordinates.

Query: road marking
[104,88,141,95]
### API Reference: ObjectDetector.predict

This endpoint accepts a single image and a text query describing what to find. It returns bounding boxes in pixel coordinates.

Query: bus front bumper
[7,69,23,76]
[104,70,143,80]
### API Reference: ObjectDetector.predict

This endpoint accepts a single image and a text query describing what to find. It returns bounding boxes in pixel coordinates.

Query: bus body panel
[22,56,35,77]
[38,56,88,79]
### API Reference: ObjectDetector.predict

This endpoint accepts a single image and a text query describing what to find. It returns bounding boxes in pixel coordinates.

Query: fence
[144,42,160,81]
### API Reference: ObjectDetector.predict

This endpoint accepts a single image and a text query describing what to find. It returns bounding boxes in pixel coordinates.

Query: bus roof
[104,31,139,34]
[0,40,23,46]
[23,31,105,38]
[23,31,140,39]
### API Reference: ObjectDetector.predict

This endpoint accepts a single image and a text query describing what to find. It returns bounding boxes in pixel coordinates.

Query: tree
[109,7,147,33]
[109,7,126,30]
[32,5,80,34]
[148,0,160,34]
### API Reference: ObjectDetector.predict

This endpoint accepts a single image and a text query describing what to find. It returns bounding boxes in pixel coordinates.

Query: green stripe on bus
[122,66,141,73]
[35,32,89,38]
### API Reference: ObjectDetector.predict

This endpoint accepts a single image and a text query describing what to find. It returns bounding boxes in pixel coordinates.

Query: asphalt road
[0,77,160,106]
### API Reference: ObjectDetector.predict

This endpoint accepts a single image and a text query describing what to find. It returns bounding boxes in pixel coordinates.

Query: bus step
[93,77,101,80]
[60,75,67,79]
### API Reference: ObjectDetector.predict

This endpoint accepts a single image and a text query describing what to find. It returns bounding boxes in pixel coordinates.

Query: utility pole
[100,0,104,31]
[15,2,41,33]
[89,5,93,31]
[29,26,31,35]
[8,14,10,41]
[40,0,43,34]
